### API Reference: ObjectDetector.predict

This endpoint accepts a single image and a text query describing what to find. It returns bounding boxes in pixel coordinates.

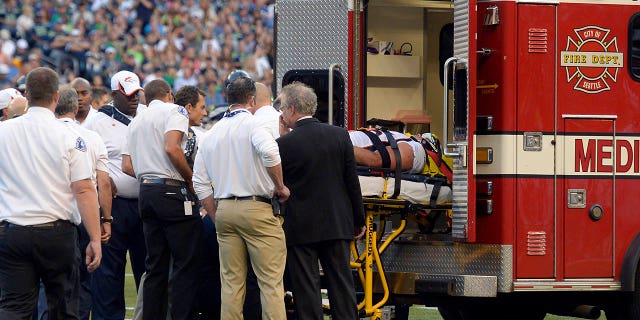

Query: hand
[354,226,366,240]
[275,185,290,202]
[85,240,102,273]
[279,115,290,136]
[100,222,112,244]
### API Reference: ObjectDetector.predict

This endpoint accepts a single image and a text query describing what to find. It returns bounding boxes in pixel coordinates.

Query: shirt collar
[27,106,56,120]
[296,116,313,122]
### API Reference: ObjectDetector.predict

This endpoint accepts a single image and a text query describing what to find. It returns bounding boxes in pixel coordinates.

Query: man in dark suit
[276,82,366,320]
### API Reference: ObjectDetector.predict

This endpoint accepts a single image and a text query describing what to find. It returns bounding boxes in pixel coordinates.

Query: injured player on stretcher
[349,128,452,205]
[349,129,426,174]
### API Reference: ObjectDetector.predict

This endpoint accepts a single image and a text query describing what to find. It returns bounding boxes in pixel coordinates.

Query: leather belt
[141,178,185,187]
[1,220,72,228]
[217,196,271,204]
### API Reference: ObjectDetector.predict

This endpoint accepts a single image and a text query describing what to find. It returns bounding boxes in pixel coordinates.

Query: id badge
[184,201,193,215]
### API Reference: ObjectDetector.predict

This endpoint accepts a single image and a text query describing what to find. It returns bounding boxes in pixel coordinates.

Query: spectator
[2,0,277,107]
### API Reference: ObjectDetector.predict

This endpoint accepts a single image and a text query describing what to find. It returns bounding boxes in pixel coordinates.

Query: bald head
[7,96,28,119]
[254,82,272,109]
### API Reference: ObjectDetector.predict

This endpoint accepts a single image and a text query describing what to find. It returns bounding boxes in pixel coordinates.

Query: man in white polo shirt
[123,79,202,320]
[55,86,113,319]
[83,70,147,320]
[0,67,102,319]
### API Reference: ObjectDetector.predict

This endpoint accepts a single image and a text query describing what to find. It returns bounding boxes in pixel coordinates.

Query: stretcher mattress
[358,176,452,205]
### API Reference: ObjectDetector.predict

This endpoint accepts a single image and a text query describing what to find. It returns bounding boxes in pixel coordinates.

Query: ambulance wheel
[437,305,464,320]
[606,266,640,319]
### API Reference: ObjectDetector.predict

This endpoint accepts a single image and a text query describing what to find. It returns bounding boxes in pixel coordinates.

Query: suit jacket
[277,118,365,246]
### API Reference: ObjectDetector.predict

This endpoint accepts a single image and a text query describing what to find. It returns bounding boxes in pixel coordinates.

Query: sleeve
[192,137,214,200]
[95,135,110,173]
[342,130,365,228]
[250,118,281,167]
[68,134,93,183]
[121,126,130,156]
[165,106,189,134]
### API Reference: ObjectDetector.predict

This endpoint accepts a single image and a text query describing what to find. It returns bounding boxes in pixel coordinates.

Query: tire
[606,266,640,320]
[437,305,464,320]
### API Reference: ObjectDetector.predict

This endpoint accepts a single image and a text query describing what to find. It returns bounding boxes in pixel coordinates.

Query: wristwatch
[100,216,113,224]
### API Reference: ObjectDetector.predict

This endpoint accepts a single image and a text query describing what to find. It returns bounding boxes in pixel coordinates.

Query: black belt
[141,178,185,187]
[1,220,73,228]
[217,196,271,204]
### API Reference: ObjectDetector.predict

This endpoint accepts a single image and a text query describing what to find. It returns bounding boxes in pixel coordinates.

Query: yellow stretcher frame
[348,178,452,319]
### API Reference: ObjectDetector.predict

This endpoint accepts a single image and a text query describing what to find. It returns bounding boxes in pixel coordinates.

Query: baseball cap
[0,88,23,110]
[111,71,143,96]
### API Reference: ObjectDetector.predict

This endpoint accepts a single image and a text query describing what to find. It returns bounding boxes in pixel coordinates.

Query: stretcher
[349,165,453,319]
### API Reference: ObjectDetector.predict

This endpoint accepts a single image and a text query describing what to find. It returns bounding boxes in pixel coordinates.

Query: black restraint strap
[98,105,131,126]
[427,180,442,208]
[359,129,391,169]
[382,130,402,199]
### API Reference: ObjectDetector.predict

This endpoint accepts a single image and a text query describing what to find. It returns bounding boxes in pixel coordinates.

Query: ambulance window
[629,13,640,81]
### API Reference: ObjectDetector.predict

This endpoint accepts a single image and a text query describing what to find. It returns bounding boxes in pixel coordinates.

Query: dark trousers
[287,239,358,320]
[196,215,220,319]
[34,224,91,320]
[140,184,203,320]
[77,224,92,320]
[92,197,146,320]
[0,221,80,320]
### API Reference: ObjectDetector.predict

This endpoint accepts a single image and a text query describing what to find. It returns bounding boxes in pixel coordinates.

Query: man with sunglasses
[83,70,147,320]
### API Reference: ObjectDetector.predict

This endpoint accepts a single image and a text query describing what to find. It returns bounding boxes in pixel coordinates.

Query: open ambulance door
[447,0,478,242]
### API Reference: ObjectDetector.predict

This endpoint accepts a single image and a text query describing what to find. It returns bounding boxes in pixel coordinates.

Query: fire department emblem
[560,26,623,94]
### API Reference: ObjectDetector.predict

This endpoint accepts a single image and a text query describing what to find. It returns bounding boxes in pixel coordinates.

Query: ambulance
[274,0,640,318]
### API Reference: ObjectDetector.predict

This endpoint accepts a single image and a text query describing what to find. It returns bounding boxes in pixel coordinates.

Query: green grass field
[123,258,607,320]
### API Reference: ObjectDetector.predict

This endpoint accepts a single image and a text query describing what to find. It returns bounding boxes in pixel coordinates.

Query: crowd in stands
[0,0,275,110]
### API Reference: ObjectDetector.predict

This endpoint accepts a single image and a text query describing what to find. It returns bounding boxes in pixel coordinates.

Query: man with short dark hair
[123,79,203,320]
[70,77,93,124]
[193,76,289,320]
[0,67,102,319]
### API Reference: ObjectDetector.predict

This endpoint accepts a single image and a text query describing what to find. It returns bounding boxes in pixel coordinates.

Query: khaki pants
[216,199,287,320]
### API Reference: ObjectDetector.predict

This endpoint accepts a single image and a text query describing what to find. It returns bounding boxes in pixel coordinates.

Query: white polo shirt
[193,108,281,200]
[83,106,141,198]
[254,104,281,138]
[124,100,189,181]
[0,107,92,225]
[60,118,110,222]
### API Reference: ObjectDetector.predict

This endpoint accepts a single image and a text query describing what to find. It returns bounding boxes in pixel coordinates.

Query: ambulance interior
[359,1,456,236]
